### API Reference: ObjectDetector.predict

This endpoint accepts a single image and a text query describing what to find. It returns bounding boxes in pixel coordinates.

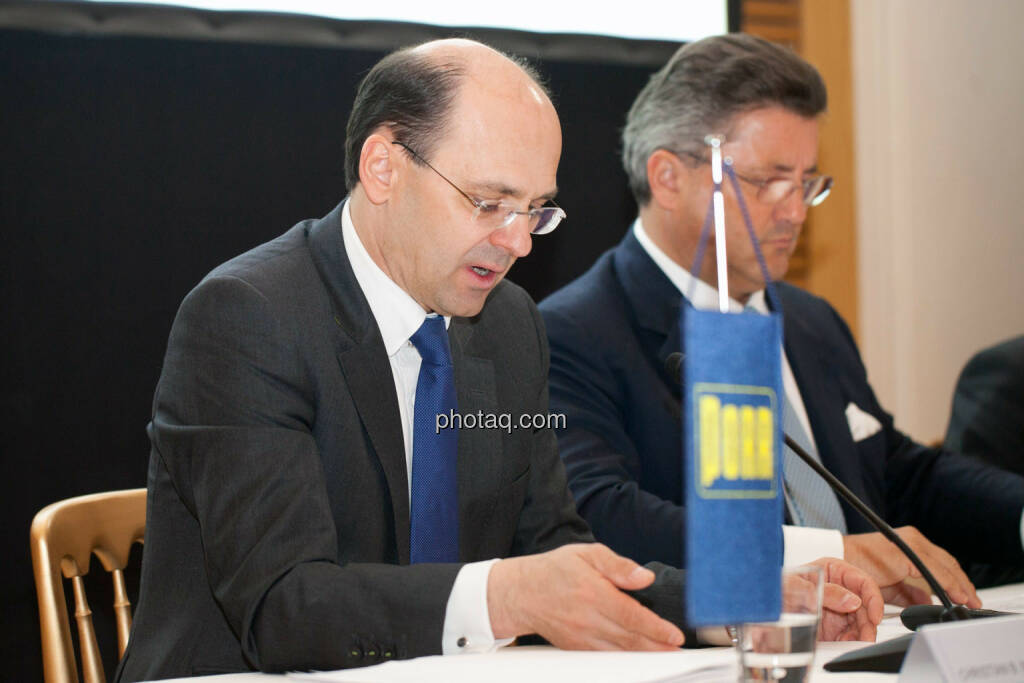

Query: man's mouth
[759,231,799,248]
[471,266,493,277]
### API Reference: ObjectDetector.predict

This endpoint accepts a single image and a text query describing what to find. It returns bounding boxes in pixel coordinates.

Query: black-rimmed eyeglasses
[393,141,566,235]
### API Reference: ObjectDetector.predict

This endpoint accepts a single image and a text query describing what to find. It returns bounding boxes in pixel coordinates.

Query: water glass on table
[736,564,823,682]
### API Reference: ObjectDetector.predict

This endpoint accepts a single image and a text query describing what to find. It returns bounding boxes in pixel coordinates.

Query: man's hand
[842,528,981,608]
[805,557,884,642]
[487,544,685,651]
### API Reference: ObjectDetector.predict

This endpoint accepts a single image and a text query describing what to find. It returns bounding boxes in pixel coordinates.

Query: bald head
[344,39,553,192]
[344,38,562,317]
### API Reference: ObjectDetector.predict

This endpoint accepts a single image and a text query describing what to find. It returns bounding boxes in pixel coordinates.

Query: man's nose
[489,214,533,259]
[773,186,809,226]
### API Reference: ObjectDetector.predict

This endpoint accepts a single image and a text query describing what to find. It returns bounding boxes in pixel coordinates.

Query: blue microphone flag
[682,306,784,626]
[681,147,784,627]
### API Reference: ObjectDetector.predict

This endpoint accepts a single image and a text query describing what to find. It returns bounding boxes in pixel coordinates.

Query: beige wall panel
[853,0,1024,441]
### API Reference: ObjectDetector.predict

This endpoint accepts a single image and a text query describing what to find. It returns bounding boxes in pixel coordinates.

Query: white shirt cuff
[1019,510,1024,551]
[782,524,845,566]
[442,559,515,655]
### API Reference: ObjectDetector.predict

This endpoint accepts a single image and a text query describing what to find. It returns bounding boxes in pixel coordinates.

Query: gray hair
[622,33,827,206]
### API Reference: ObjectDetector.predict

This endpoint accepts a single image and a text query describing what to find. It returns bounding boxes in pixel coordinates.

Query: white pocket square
[845,402,882,442]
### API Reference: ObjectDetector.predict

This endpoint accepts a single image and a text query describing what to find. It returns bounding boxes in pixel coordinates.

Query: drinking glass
[736,564,823,682]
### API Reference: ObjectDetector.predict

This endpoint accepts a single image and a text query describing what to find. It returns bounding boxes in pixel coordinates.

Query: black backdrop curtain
[1,1,727,678]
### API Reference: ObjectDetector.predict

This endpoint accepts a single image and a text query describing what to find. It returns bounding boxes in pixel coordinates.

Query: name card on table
[900,614,1024,682]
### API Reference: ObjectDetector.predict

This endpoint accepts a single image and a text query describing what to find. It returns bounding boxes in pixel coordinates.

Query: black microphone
[781,434,967,619]
[785,432,1015,672]
[779,434,973,673]
[661,353,1006,672]
[663,352,963,611]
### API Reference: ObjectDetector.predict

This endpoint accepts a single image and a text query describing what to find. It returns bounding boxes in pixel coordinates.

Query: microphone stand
[781,435,969,620]
[663,351,986,672]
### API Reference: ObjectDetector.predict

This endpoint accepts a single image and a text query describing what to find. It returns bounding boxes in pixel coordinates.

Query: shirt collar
[632,216,767,314]
[342,200,450,357]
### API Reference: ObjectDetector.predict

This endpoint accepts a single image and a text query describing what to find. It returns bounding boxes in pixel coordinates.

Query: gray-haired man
[541,33,1024,609]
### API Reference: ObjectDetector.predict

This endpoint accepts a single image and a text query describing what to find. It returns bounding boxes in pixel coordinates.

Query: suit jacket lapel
[614,231,686,393]
[778,290,864,507]
[307,202,412,563]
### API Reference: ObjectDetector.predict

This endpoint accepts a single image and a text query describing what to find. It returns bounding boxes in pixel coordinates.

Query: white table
[155,583,1024,683]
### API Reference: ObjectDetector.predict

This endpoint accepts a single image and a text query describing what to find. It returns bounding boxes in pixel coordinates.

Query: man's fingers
[782,574,819,613]
[584,544,656,590]
[498,545,685,651]
[820,612,855,642]
[914,554,978,607]
[856,606,878,642]
[903,582,933,606]
[822,583,861,614]
[881,584,919,607]
[553,588,684,651]
[598,588,685,648]
[812,557,884,625]
[846,530,982,609]
[847,595,878,642]
[578,549,683,648]
[567,626,680,653]
[820,605,878,643]
[597,623,684,652]
[899,528,981,608]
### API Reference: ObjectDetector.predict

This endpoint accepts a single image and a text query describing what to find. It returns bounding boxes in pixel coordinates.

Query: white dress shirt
[633,218,845,565]
[342,201,510,654]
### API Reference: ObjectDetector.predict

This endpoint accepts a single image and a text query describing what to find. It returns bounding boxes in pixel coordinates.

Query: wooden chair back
[30,489,146,683]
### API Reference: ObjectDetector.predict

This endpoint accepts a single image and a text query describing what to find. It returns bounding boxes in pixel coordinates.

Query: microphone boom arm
[783,435,964,615]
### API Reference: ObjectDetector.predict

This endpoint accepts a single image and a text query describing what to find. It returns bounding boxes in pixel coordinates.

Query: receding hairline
[407,38,552,106]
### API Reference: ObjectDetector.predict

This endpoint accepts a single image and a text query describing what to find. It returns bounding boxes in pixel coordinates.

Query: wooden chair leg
[71,576,105,683]
[112,569,132,659]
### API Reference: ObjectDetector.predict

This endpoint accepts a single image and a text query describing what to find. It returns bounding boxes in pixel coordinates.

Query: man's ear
[359,132,398,204]
[646,149,687,211]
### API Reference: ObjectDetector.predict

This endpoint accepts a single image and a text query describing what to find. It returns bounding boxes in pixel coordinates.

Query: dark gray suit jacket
[117,202,598,679]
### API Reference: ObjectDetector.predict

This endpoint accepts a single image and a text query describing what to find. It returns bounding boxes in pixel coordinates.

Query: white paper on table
[978,583,1024,613]
[286,646,738,683]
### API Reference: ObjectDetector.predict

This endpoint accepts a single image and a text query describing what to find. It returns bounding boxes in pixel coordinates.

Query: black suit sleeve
[945,336,1024,477]
[151,275,460,672]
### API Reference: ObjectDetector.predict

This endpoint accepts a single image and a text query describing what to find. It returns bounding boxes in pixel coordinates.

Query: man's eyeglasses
[393,141,566,235]
[681,151,833,207]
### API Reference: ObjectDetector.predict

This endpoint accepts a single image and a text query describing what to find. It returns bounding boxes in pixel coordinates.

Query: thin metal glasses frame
[393,141,566,235]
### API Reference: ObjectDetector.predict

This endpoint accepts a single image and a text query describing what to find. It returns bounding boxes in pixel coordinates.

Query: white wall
[852,0,1024,442]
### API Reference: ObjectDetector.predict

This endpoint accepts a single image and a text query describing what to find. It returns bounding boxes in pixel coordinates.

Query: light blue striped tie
[742,303,847,532]
[781,390,847,532]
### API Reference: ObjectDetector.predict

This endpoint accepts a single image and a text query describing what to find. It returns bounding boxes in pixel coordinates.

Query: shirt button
[457,637,468,648]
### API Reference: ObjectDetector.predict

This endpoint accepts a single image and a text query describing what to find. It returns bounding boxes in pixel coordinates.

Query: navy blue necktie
[409,316,460,563]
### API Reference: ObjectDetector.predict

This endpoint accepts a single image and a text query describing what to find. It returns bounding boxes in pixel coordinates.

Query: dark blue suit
[540,230,1024,570]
